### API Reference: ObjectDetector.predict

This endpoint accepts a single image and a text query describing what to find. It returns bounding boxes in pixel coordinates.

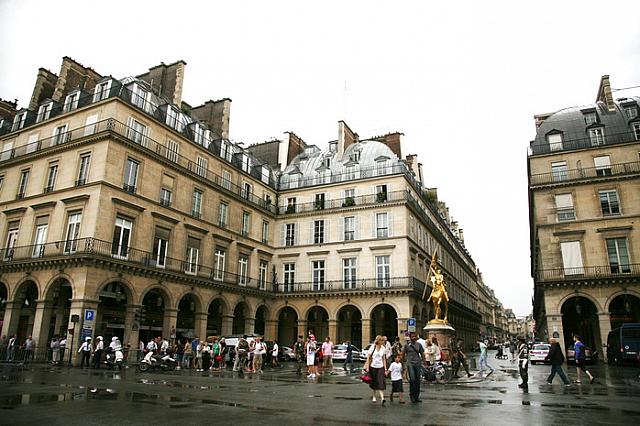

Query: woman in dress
[364,335,388,403]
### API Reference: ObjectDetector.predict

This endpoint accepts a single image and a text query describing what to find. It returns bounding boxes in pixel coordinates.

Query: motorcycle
[138,350,177,372]
[105,347,124,370]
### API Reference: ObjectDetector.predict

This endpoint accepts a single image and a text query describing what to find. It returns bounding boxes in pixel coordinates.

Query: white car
[530,343,551,364]
[359,344,373,362]
[281,346,296,361]
[332,344,360,361]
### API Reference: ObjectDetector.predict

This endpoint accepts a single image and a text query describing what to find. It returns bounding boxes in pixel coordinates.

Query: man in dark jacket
[544,338,570,385]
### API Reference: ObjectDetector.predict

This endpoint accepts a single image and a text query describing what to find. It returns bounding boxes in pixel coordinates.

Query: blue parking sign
[84,309,95,322]
[407,318,416,327]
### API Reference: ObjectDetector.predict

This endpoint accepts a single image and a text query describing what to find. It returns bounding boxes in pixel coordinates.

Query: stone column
[30,300,54,355]
[597,311,612,361]
[245,317,255,336]
[361,319,371,347]
[123,304,139,351]
[328,319,338,342]
[297,319,308,339]
[1,300,22,337]
[221,314,234,335]
[68,298,99,366]
[163,308,178,339]
[195,312,208,340]
[265,320,278,341]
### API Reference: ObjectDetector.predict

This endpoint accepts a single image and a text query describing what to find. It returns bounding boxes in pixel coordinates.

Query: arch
[206,296,231,316]
[42,274,75,301]
[96,281,131,341]
[11,277,41,301]
[302,302,332,321]
[604,290,640,313]
[232,301,251,335]
[176,293,201,339]
[139,285,173,309]
[9,280,38,344]
[95,277,136,305]
[369,303,399,342]
[274,304,301,320]
[254,305,268,336]
[0,281,7,303]
[332,300,364,320]
[557,292,603,314]
[560,295,601,351]
[306,305,329,341]
[336,304,363,347]
[175,290,203,313]
[207,298,228,337]
[365,299,402,318]
[608,293,640,330]
[277,307,298,345]
[139,288,170,343]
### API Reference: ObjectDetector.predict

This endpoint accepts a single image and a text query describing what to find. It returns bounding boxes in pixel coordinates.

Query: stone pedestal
[424,321,456,362]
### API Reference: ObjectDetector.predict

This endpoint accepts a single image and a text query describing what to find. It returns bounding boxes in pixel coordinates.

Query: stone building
[0,57,494,361]
[529,75,640,357]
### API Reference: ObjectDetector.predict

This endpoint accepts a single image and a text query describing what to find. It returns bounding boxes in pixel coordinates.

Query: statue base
[424,322,456,362]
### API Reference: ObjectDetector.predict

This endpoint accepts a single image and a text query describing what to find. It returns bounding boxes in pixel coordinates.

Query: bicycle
[423,361,452,384]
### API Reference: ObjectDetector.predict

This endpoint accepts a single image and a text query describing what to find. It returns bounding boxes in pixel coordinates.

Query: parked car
[281,346,296,361]
[332,344,361,361]
[264,341,288,362]
[607,323,640,365]
[529,343,551,365]
[566,344,593,364]
[359,344,372,362]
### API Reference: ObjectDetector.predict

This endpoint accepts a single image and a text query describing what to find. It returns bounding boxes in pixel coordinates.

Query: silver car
[332,344,361,361]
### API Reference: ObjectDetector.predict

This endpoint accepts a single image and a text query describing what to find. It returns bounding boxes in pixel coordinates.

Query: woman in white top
[431,336,442,362]
[363,335,388,403]
[425,339,436,365]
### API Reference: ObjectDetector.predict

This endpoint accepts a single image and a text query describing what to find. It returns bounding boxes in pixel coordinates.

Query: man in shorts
[306,336,317,378]
[573,335,595,384]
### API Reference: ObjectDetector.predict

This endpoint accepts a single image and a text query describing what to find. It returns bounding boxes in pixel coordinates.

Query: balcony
[530,160,640,186]
[529,129,640,156]
[277,190,408,215]
[274,276,425,294]
[535,263,640,282]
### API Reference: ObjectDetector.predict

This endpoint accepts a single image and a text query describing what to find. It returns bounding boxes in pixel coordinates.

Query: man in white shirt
[252,337,265,373]
[417,335,427,352]
[78,337,92,368]
[271,342,279,368]
[93,336,104,369]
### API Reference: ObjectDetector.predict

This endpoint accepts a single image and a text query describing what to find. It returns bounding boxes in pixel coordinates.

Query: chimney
[52,57,103,103]
[137,60,187,106]
[28,68,58,110]
[405,154,420,178]
[190,98,231,139]
[596,75,616,112]
[337,121,357,159]
[281,131,307,170]
[371,132,404,158]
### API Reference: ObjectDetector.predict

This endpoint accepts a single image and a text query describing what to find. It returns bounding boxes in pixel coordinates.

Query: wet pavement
[1,354,639,425]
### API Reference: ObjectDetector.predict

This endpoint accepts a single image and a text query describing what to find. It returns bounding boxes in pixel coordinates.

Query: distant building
[528,75,640,357]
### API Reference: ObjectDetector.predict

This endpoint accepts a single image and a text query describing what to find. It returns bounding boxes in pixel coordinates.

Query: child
[387,354,405,404]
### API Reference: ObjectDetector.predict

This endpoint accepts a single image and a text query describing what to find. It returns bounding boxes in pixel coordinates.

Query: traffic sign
[407,318,416,332]
[84,309,96,322]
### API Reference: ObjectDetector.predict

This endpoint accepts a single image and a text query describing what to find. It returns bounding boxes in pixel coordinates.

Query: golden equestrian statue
[423,252,449,324]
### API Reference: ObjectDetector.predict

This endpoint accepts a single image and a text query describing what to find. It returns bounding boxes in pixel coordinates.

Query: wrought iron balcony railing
[278,190,408,214]
[535,263,640,281]
[273,276,424,294]
[530,160,640,186]
[529,129,640,156]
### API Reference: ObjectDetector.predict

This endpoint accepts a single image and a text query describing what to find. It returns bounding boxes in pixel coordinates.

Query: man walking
[452,338,472,378]
[24,336,34,362]
[477,337,495,377]
[517,337,529,389]
[78,337,92,368]
[294,335,305,375]
[403,332,426,403]
[6,335,17,361]
[93,336,104,369]
[344,340,354,372]
[573,335,595,384]
[322,336,334,372]
[545,338,570,386]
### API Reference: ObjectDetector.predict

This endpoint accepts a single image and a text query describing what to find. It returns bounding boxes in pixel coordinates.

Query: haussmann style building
[0,57,503,361]
[529,75,640,359]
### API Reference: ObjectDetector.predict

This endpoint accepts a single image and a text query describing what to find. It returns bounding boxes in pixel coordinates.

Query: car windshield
[622,328,640,339]
[533,345,549,351]
[334,345,347,350]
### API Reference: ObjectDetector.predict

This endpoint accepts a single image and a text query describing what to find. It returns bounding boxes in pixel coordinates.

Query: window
[111,217,132,259]
[599,189,620,216]
[53,124,68,145]
[37,103,52,122]
[589,127,605,146]
[191,189,203,218]
[551,161,567,182]
[344,216,355,241]
[555,194,575,222]
[606,238,631,273]
[289,174,299,189]
[343,258,357,289]
[285,223,296,246]
[262,221,269,243]
[633,122,640,141]
[560,241,583,275]
[312,260,325,291]
[160,188,172,207]
[286,197,297,214]
[63,92,79,112]
[44,163,58,193]
[218,202,228,227]
[241,211,251,237]
[323,157,331,169]
[195,156,208,177]
[283,263,296,292]
[261,167,270,185]
[220,141,232,162]
[32,219,48,258]
[376,212,389,238]
[166,107,179,129]
[1,141,13,161]
[345,165,358,180]
[222,170,232,190]
[583,112,597,125]
[238,255,248,285]
[123,158,139,193]
[376,159,388,176]
[127,118,148,146]
[241,155,252,173]
[64,212,81,254]
[376,184,388,202]
[314,220,325,244]
[12,112,27,131]
[4,221,19,260]
[314,193,325,210]
[166,139,179,162]
[93,80,111,102]
[624,106,638,119]
[376,255,390,287]
[153,227,169,268]
[259,261,268,290]
[353,150,361,162]
[547,133,563,151]
[214,249,226,280]
[185,237,200,275]
[242,182,252,200]
[131,84,147,109]
[0,174,4,193]
[17,169,29,198]
[77,154,90,186]
[594,155,611,176]
[84,114,98,136]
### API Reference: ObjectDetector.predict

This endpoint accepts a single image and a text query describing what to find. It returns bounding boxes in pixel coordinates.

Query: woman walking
[364,335,388,404]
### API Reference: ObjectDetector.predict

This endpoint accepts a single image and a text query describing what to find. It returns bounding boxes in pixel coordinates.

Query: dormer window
[546,132,563,151]
[323,157,331,169]
[583,111,597,126]
[191,123,205,145]
[131,83,148,109]
[241,154,252,173]
[353,150,361,162]
[624,105,638,119]
[261,166,270,184]
[36,102,52,122]
[376,159,389,176]
[589,127,605,146]
[220,141,233,162]
[93,80,112,102]
[166,106,179,129]
[11,111,27,131]
[63,91,80,112]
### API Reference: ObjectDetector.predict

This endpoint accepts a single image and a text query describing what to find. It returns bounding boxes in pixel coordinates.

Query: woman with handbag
[363,335,388,404]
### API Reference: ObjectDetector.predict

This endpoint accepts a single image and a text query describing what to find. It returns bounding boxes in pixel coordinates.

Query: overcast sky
[2,0,639,316]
